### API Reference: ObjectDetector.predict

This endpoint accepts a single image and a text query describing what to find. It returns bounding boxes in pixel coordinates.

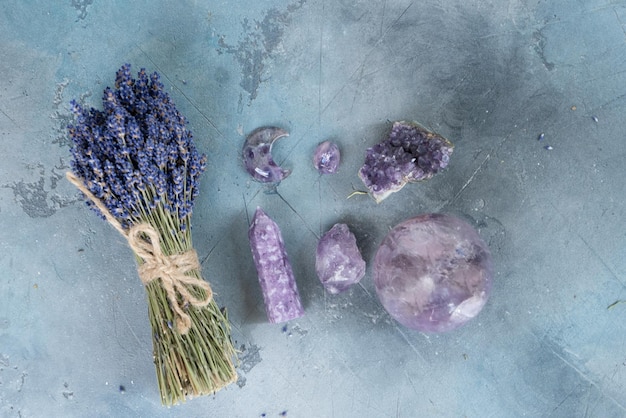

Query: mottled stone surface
[315,223,365,294]
[313,141,341,174]
[5,1,624,415]
[248,207,304,323]
[358,121,454,202]
[373,214,492,333]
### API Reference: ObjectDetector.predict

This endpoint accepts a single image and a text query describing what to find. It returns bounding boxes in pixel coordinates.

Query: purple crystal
[373,214,492,333]
[248,207,304,323]
[243,127,291,183]
[313,141,341,174]
[315,223,366,294]
[358,121,454,203]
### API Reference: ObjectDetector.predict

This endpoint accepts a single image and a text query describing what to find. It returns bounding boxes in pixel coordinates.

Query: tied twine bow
[66,172,212,334]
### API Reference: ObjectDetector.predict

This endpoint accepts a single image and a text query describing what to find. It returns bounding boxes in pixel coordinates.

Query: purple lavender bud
[358,121,454,203]
[248,207,304,323]
[313,141,341,174]
[152,140,165,164]
[115,63,132,88]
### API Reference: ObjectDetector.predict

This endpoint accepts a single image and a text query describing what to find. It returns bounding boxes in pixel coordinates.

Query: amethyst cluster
[68,64,206,231]
[358,121,454,203]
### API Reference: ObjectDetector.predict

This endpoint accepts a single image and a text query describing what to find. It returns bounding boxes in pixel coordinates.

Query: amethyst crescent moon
[242,127,292,183]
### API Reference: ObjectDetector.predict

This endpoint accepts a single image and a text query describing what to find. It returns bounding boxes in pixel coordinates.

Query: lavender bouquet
[66,64,236,405]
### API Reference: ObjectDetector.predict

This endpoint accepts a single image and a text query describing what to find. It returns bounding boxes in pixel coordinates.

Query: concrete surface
[1,0,626,417]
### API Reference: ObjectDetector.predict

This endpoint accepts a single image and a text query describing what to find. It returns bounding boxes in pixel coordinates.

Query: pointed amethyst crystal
[315,223,366,294]
[358,121,454,203]
[373,214,492,333]
[248,207,304,323]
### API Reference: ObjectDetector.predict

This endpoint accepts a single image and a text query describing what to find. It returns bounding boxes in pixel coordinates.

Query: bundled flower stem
[66,64,237,405]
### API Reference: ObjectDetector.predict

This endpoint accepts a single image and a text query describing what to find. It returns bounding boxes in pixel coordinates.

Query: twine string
[66,171,213,334]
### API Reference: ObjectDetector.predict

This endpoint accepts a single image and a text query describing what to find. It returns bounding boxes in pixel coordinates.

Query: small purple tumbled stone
[315,223,366,294]
[313,141,341,174]
[373,214,492,333]
[248,207,304,323]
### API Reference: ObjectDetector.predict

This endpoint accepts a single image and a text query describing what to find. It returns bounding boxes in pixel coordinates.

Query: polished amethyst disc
[373,214,492,333]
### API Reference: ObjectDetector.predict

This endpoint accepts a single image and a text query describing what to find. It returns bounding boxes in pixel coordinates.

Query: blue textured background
[1,1,625,416]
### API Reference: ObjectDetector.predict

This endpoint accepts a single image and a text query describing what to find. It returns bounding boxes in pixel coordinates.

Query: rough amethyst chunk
[373,214,492,333]
[358,121,454,203]
[248,207,304,323]
[313,141,341,174]
[315,223,366,294]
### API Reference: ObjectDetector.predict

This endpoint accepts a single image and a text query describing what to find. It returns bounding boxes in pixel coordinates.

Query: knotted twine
[66,171,212,334]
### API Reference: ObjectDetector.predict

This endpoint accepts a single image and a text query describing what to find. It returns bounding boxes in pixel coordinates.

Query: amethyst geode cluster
[359,121,454,202]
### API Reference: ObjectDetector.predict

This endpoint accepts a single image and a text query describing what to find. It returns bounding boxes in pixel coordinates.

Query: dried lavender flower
[67,64,236,405]
[68,63,206,232]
